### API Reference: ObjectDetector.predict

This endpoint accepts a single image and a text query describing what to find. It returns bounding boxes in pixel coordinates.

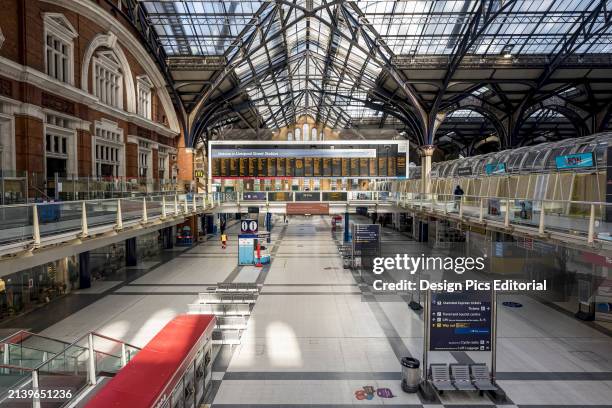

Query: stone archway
[81,32,136,113]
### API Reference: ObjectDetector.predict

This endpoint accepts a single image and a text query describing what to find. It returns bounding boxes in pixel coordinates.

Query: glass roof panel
[140,0,611,131]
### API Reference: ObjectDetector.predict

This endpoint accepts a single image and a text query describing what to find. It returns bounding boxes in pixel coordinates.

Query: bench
[216,283,259,293]
[450,364,476,391]
[430,363,456,394]
[198,292,257,304]
[471,364,498,394]
[216,316,248,330]
[188,302,251,316]
[429,363,498,395]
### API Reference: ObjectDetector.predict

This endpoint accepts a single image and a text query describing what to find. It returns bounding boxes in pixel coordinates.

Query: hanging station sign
[456,166,473,176]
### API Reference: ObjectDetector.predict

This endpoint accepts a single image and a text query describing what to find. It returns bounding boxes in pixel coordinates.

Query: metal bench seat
[216,283,259,293]
[188,302,251,316]
[198,292,256,304]
[451,364,477,391]
[430,364,456,393]
[470,364,498,392]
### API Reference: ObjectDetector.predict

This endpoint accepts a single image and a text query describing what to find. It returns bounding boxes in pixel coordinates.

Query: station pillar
[78,251,91,289]
[126,237,138,267]
[206,215,215,234]
[162,227,174,249]
[344,212,350,243]
[420,145,435,195]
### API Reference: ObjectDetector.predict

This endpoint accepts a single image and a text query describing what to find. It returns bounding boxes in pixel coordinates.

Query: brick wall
[125,142,138,179]
[0,0,180,181]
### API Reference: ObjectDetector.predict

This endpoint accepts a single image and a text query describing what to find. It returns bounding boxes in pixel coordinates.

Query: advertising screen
[555,152,594,169]
[485,163,506,175]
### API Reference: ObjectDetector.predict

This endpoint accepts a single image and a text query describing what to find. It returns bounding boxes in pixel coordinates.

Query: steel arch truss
[134,0,612,151]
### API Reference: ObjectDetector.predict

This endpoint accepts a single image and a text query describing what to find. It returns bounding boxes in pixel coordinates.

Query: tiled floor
[6,215,612,407]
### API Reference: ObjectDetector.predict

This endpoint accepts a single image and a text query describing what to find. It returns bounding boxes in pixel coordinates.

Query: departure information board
[360,158,369,176]
[429,290,492,352]
[210,143,408,178]
[322,158,331,176]
[267,158,276,176]
[313,158,321,176]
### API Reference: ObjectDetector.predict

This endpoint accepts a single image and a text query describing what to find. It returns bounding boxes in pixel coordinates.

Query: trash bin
[401,357,420,393]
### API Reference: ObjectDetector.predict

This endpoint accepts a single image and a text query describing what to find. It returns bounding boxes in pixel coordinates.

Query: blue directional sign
[429,290,492,351]
[242,192,267,201]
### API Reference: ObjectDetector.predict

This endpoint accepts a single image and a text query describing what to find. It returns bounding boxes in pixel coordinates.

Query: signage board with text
[429,290,492,352]
[555,152,594,169]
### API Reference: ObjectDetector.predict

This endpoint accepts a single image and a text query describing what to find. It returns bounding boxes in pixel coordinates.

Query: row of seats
[188,303,251,316]
[430,363,498,395]
[215,316,248,330]
[216,283,260,293]
[197,292,257,304]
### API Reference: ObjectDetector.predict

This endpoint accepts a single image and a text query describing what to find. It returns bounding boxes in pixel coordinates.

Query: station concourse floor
[4,216,612,407]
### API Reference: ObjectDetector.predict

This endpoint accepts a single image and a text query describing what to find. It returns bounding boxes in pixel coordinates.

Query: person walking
[221,233,228,249]
[453,185,464,210]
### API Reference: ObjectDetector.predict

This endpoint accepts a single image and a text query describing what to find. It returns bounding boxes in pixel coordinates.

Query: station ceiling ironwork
[121,0,612,153]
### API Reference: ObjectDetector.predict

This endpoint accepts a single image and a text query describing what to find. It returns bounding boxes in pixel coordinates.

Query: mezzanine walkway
[0,191,610,276]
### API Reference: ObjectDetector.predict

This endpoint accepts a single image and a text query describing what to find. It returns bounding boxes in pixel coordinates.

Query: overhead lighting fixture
[501,45,514,59]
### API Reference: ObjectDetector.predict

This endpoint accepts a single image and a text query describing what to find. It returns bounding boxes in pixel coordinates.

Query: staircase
[0,331,140,407]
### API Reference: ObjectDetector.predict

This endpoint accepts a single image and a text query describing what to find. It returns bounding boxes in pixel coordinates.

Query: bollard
[161,196,167,220]
[587,203,596,244]
[142,198,148,224]
[80,201,88,238]
[32,204,41,248]
[115,199,123,230]
[538,201,545,235]
[504,199,510,227]
[87,333,96,385]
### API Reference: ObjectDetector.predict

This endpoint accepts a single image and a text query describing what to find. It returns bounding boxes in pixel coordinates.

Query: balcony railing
[0,191,609,257]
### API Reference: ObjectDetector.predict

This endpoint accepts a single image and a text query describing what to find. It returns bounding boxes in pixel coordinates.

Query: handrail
[0,363,35,371]
[406,193,610,207]
[89,332,141,352]
[0,330,75,346]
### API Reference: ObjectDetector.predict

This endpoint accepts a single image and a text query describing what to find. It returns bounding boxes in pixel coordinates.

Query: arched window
[294,128,301,141]
[287,131,293,141]
[93,51,123,109]
[303,123,310,141]
[311,128,318,141]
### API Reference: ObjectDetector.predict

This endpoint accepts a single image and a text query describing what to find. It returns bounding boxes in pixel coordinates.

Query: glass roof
[360,0,612,55]
[140,0,612,131]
